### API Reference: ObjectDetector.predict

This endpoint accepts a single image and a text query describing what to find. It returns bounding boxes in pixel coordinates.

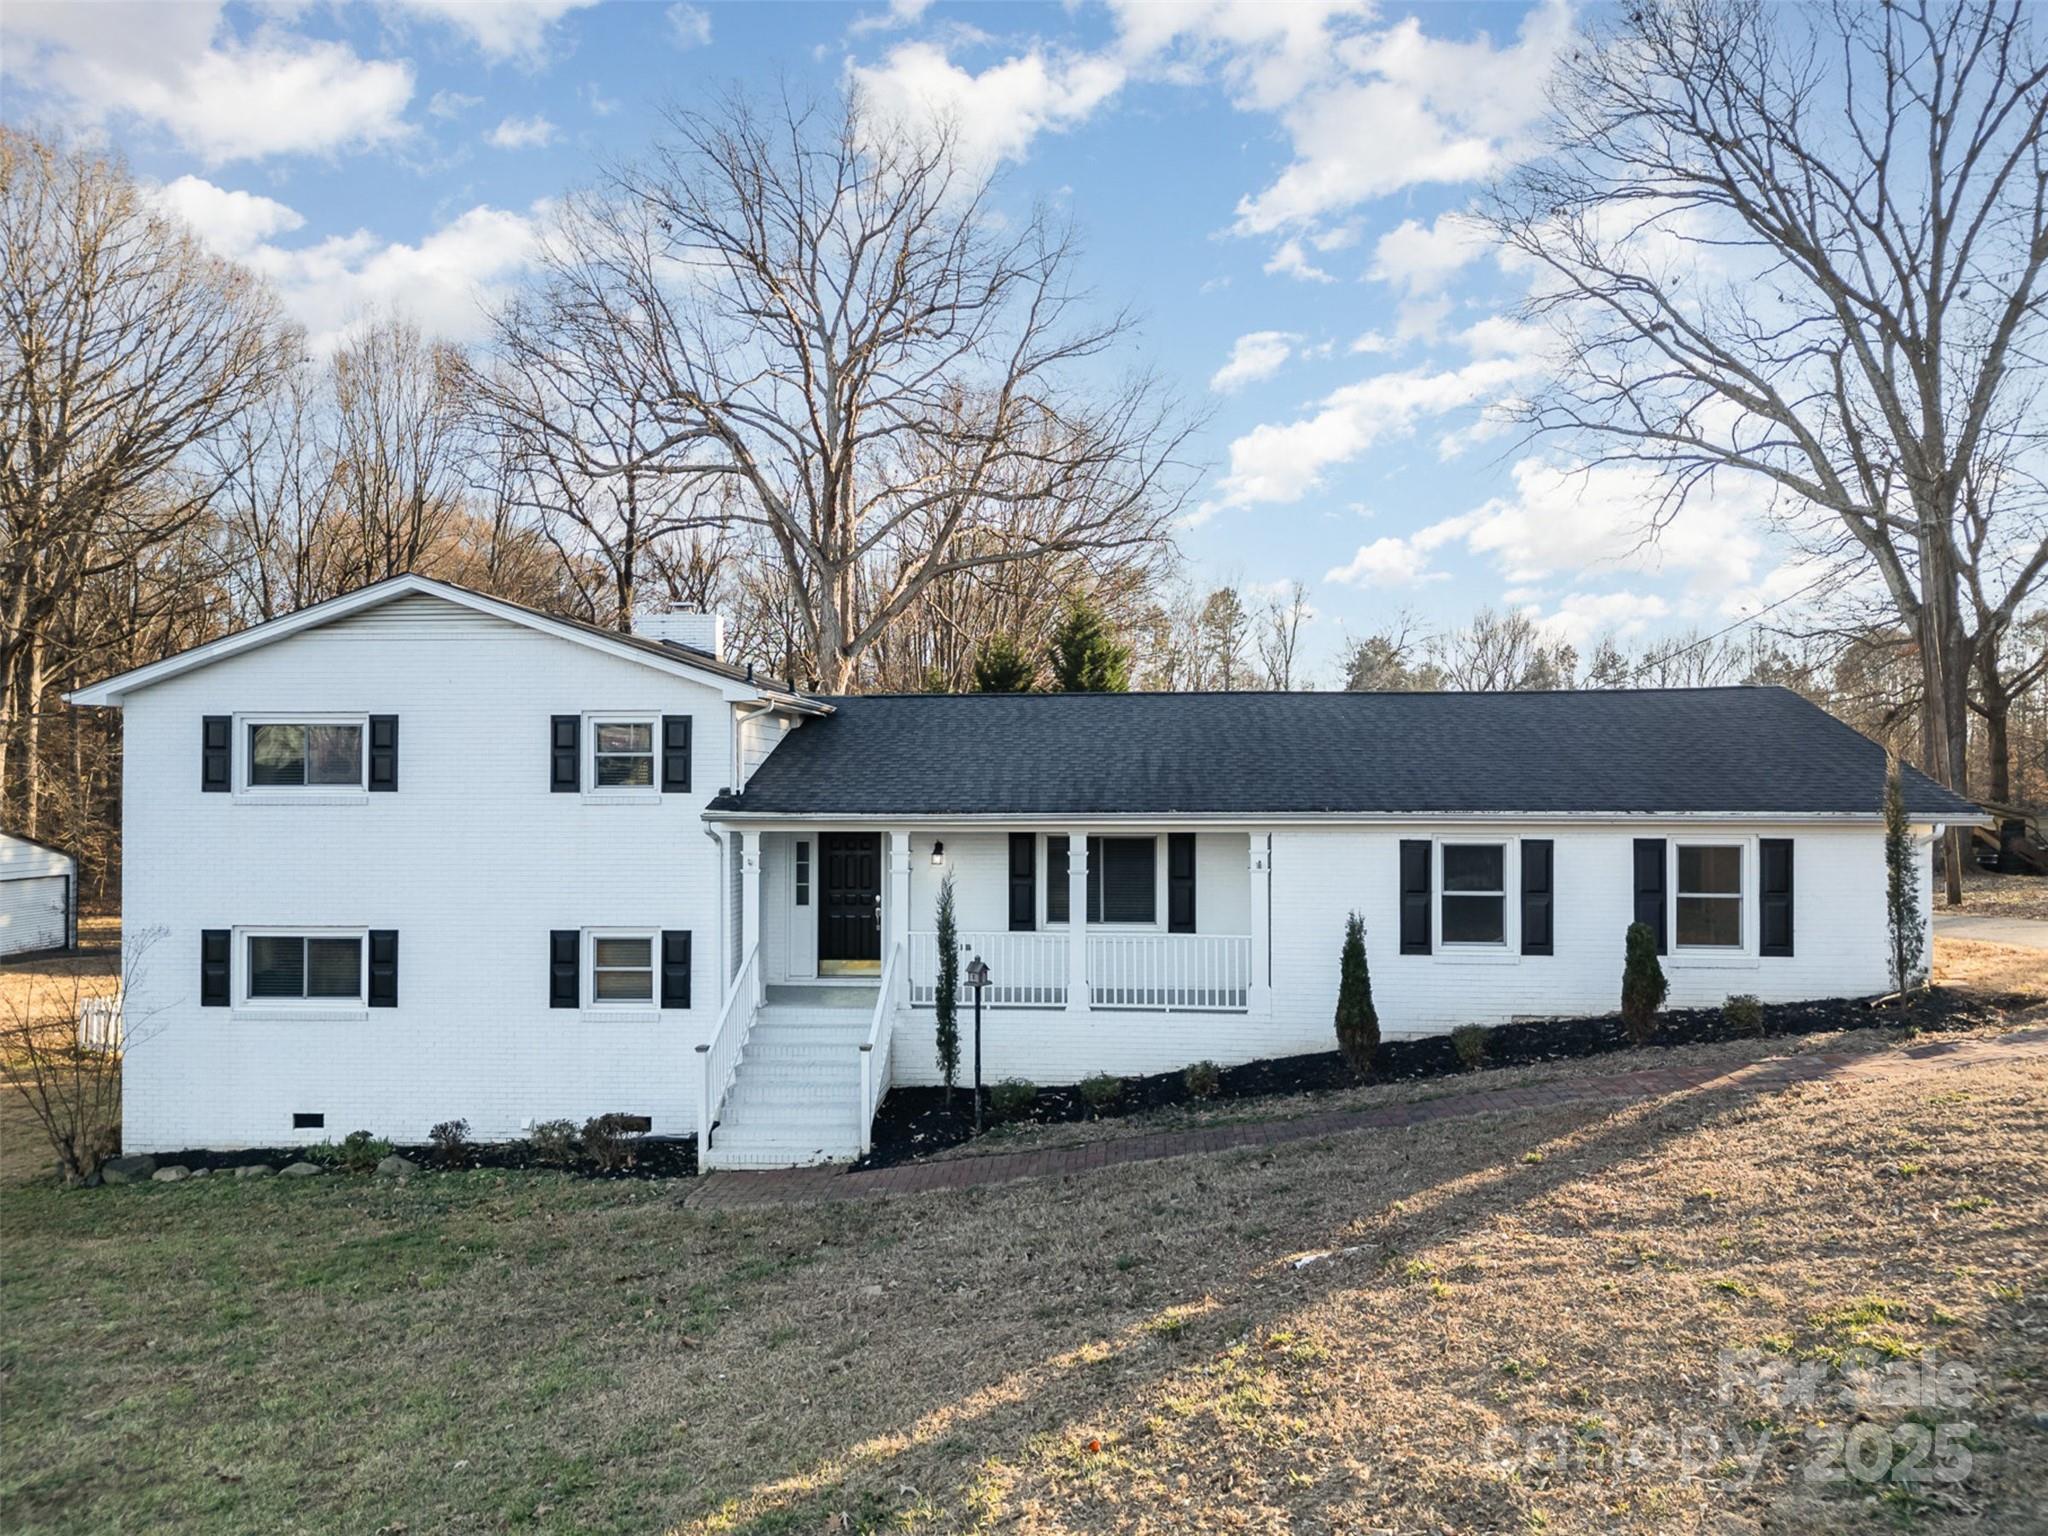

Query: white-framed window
[241,715,366,791]
[1439,841,1509,946]
[588,929,657,1003]
[1675,843,1744,950]
[586,714,658,794]
[243,929,366,1003]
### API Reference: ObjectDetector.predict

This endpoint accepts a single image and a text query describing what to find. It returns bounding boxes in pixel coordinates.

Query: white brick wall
[879,820,1931,1088]
[118,598,734,1152]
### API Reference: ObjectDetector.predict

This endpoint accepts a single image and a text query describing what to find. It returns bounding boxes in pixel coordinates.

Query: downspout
[731,700,775,791]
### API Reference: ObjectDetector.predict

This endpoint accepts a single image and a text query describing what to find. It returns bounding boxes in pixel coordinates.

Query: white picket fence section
[1086,933,1251,1011]
[76,993,122,1053]
[908,929,1069,1008]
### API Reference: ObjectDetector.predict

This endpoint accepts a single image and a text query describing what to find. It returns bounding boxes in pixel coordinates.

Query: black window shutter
[1633,838,1667,955]
[368,715,399,791]
[550,716,579,792]
[1399,839,1432,954]
[1760,838,1794,956]
[1520,840,1554,956]
[661,715,692,793]
[201,929,230,1006]
[1047,837,1070,923]
[1086,836,1102,924]
[550,930,579,1007]
[368,930,399,1006]
[1167,833,1197,934]
[661,930,692,1008]
[1008,833,1036,932]
[202,716,231,792]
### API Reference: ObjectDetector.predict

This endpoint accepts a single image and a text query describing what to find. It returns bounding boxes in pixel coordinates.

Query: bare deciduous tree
[0,127,291,829]
[487,88,1195,689]
[1489,0,2048,900]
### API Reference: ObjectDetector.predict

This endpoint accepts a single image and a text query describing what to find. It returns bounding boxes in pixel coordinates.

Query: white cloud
[1527,591,1672,648]
[1217,354,1543,507]
[1324,535,1444,588]
[1210,330,1297,392]
[666,3,712,50]
[851,41,1125,174]
[429,89,482,119]
[1231,1,1572,236]
[850,0,936,35]
[384,0,597,62]
[155,178,545,353]
[1,2,413,164]
[487,114,557,150]
[153,175,306,255]
[1263,237,1334,284]
[1370,212,1488,294]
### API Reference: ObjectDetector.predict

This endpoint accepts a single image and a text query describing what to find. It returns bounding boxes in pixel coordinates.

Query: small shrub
[1334,911,1379,1075]
[1077,1072,1123,1118]
[990,1078,1038,1120]
[1721,993,1764,1036]
[1450,1024,1488,1071]
[428,1118,472,1166]
[313,1129,392,1174]
[1183,1060,1223,1099]
[1620,922,1669,1044]
[527,1118,578,1165]
[580,1113,641,1173]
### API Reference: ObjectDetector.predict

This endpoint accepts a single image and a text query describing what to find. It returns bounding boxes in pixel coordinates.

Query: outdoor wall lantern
[930,840,945,865]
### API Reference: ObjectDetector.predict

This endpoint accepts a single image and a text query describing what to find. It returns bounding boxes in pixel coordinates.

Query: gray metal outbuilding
[0,833,76,957]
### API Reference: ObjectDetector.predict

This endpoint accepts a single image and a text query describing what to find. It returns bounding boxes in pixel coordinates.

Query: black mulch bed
[853,985,2023,1171]
[136,1135,698,1181]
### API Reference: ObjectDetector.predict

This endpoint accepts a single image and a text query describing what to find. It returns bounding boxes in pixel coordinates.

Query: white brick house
[71,575,1976,1168]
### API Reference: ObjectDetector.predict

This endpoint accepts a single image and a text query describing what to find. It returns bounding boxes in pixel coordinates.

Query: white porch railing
[1087,933,1251,1011]
[696,942,759,1149]
[908,930,1070,1008]
[857,938,904,1158]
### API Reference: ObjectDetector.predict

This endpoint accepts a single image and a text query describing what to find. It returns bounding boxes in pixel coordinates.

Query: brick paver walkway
[683,1024,2048,1210]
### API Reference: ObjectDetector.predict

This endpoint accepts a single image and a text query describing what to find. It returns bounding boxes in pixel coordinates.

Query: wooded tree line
[4,0,2045,906]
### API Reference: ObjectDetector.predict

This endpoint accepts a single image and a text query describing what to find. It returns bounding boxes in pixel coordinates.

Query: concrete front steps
[702,993,877,1170]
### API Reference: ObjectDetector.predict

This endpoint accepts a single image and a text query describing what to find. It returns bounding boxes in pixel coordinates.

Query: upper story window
[1676,844,1743,949]
[589,717,656,790]
[247,719,364,788]
[247,931,364,1002]
[1440,842,1507,945]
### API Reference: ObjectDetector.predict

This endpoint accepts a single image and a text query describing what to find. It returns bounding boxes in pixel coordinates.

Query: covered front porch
[733,826,1271,1016]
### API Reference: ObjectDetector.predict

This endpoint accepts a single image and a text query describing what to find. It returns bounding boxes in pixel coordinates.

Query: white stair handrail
[858,938,903,1157]
[697,942,760,1148]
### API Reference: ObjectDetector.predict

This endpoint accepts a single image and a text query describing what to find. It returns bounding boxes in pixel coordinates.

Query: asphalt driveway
[1935,912,2048,950]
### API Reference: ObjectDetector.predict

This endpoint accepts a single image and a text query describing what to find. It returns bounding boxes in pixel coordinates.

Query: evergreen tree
[934,873,961,1101]
[971,634,1036,693]
[1885,752,1927,996]
[1334,912,1378,1075]
[1620,921,1669,1043]
[1047,599,1131,692]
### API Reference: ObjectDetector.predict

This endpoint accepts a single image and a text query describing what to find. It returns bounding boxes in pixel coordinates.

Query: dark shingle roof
[707,687,1978,819]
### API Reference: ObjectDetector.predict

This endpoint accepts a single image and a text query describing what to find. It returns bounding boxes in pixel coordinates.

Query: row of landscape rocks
[98,1153,420,1185]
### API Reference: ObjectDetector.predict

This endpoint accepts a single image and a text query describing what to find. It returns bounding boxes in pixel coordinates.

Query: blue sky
[2,0,1802,677]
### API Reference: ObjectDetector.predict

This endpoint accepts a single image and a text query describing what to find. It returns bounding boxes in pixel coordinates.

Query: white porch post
[886,829,912,961]
[1066,833,1091,1013]
[741,832,764,1006]
[1248,833,1272,1015]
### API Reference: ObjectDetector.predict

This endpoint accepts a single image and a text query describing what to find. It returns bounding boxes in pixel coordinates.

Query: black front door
[818,833,882,965]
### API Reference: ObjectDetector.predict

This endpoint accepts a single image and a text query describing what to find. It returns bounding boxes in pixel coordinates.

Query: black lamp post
[966,954,990,1132]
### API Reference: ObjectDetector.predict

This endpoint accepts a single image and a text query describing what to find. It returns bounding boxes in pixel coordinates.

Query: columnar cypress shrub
[1334,912,1378,1075]
[934,872,960,1101]
[1885,752,1927,996]
[1620,921,1669,1044]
